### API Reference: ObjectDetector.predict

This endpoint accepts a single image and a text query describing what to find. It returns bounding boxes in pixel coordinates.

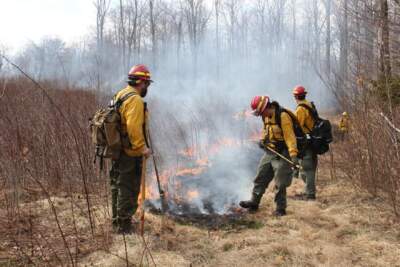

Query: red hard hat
[128,64,153,82]
[250,96,270,116]
[293,85,307,96]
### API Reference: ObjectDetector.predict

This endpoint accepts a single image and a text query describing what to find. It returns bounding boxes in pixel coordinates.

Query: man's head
[293,85,307,102]
[251,95,275,118]
[127,64,153,97]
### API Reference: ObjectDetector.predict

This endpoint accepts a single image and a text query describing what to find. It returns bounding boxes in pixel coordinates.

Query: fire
[196,157,209,166]
[144,125,261,214]
[187,190,200,201]
[209,138,241,154]
[179,147,196,157]
[176,167,206,177]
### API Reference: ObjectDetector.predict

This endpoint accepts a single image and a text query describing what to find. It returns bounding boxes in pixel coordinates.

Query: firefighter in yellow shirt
[339,112,350,140]
[240,96,299,216]
[109,64,152,234]
[292,86,318,200]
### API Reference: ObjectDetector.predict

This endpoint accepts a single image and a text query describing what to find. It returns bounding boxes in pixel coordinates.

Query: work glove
[143,147,152,159]
[291,156,301,174]
[258,140,266,149]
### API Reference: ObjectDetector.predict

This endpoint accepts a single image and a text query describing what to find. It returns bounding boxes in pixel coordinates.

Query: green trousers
[252,149,293,211]
[299,148,318,196]
[109,152,143,227]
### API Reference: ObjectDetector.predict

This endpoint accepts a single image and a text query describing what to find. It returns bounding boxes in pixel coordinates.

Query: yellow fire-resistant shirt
[295,100,315,134]
[262,109,299,158]
[339,116,349,132]
[115,85,148,157]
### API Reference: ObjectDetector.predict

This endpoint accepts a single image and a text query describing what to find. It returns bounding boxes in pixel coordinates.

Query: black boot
[239,200,259,212]
[306,194,316,201]
[273,209,286,217]
[117,220,133,235]
[111,220,119,233]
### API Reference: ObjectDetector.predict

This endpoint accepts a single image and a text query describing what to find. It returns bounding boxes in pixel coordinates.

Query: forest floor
[79,161,400,267]
[1,158,400,266]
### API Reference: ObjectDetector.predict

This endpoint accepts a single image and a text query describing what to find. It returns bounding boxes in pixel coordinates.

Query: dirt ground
[80,167,400,267]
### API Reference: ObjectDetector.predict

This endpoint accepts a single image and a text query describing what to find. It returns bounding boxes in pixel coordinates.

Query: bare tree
[94,0,110,52]
[119,0,127,71]
[339,0,349,88]
[325,0,332,74]
[149,0,157,68]
[379,0,392,79]
[181,0,210,78]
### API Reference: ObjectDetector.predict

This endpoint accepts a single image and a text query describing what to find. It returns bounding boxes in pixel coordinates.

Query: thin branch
[0,53,95,237]
[379,112,400,134]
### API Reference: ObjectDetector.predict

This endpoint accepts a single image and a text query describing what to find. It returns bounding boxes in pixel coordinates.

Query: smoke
[5,0,335,214]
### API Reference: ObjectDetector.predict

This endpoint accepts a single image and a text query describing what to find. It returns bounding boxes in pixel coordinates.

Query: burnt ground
[80,160,400,267]
[2,157,400,266]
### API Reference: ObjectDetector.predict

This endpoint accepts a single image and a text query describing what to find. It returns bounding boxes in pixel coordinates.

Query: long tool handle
[147,129,168,213]
[264,146,302,170]
[140,156,147,236]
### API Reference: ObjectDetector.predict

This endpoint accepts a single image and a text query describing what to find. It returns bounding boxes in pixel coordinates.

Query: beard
[140,87,148,97]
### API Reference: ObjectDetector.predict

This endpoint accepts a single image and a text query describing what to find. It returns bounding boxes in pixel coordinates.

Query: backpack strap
[276,107,300,129]
[298,102,319,121]
[114,91,137,110]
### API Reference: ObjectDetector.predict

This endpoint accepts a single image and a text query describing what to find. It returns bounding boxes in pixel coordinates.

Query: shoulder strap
[115,91,137,110]
[298,102,319,121]
[276,108,299,128]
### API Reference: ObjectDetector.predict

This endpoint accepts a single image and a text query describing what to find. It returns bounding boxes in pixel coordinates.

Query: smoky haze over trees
[1,0,326,107]
[3,0,399,109]
[1,2,400,265]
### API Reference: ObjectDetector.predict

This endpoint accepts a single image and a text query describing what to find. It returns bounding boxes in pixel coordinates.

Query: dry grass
[1,77,399,266]
[76,161,400,267]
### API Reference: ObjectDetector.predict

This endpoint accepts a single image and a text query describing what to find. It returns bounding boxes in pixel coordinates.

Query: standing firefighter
[109,64,153,234]
[240,96,300,216]
[293,86,318,200]
[339,112,350,140]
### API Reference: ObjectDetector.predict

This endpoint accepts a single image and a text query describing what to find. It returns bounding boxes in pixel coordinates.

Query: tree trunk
[325,0,331,74]
[379,0,391,79]
[119,0,126,72]
[339,0,349,88]
[149,0,157,70]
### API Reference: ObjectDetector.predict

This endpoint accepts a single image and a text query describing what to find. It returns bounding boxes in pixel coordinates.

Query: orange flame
[176,167,206,177]
[187,190,200,201]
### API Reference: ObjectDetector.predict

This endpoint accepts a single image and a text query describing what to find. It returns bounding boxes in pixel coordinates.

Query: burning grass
[79,168,400,266]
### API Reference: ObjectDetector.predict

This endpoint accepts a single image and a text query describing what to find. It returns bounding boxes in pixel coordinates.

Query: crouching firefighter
[240,96,302,216]
[109,64,153,234]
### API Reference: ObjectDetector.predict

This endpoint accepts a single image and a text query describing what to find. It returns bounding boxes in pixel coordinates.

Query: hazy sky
[0,0,95,52]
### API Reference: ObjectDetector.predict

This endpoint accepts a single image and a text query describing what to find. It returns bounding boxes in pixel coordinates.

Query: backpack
[298,102,333,155]
[275,108,308,158]
[89,92,136,169]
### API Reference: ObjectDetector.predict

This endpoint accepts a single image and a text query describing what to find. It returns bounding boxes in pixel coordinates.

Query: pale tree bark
[214,0,221,79]
[292,0,297,42]
[325,0,331,74]
[126,0,140,68]
[379,0,391,79]
[149,0,157,69]
[181,0,209,79]
[119,0,127,71]
[94,0,110,52]
[339,0,349,85]
[312,0,321,63]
